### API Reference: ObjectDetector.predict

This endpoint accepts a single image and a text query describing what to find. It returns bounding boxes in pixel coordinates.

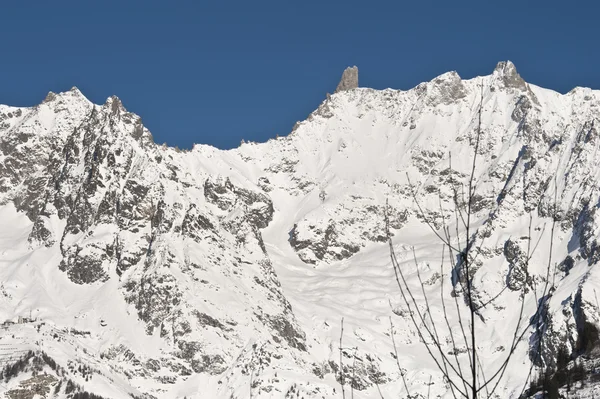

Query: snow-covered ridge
[1,61,600,398]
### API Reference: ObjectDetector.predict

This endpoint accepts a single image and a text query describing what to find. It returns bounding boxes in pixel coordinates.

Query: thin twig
[340,317,346,399]
[351,347,357,399]
[427,375,432,399]
[440,249,471,397]
[388,239,468,397]
[389,317,411,396]
[413,247,461,398]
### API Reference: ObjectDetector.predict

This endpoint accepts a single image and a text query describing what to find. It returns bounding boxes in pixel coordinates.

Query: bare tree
[386,84,558,398]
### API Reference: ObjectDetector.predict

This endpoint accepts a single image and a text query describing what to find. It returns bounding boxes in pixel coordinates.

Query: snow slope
[1,61,600,398]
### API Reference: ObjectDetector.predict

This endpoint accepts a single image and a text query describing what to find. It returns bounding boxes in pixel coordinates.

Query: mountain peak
[335,66,359,93]
[104,95,125,115]
[493,60,526,90]
[41,86,90,107]
[42,91,57,103]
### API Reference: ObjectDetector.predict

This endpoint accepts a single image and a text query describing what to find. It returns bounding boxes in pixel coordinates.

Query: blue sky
[1,1,597,149]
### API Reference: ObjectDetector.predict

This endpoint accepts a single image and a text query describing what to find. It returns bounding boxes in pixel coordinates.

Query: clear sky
[1,1,597,149]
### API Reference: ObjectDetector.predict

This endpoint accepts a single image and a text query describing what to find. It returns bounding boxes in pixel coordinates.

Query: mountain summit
[335,65,359,92]
[0,62,599,398]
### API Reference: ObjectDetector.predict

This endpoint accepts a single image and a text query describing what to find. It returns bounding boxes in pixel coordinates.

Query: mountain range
[1,61,600,398]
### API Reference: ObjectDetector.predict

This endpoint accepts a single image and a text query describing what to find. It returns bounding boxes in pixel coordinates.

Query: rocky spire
[493,60,526,90]
[335,66,359,93]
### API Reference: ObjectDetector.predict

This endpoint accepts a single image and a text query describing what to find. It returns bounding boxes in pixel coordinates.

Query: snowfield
[0,61,600,398]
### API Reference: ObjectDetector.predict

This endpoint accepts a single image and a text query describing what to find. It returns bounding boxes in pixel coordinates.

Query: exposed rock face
[503,238,529,291]
[288,200,408,264]
[494,60,527,90]
[335,66,359,93]
[425,71,467,106]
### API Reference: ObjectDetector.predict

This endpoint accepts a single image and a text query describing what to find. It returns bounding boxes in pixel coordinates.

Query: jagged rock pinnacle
[335,66,359,93]
[494,60,526,90]
[43,91,57,103]
[105,95,124,115]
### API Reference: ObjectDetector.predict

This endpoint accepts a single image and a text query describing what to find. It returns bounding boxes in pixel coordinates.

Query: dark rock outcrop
[335,66,359,93]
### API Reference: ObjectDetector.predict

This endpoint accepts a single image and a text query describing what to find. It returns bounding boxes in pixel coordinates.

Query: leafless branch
[340,317,346,399]
[388,317,411,397]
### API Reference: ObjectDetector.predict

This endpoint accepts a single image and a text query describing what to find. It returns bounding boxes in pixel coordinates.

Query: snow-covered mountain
[1,61,600,398]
